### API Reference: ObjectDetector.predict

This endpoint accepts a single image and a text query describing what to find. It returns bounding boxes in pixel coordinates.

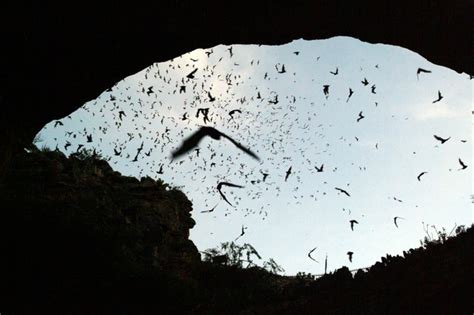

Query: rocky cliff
[0,149,201,312]
[1,150,472,314]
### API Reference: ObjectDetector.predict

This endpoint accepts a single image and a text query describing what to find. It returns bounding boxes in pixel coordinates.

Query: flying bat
[171,126,260,161]
[432,90,443,103]
[234,225,247,241]
[394,216,404,228]
[433,135,450,144]
[285,166,292,181]
[228,109,242,121]
[208,91,216,102]
[308,247,319,263]
[417,172,427,181]
[201,203,218,213]
[315,164,324,172]
[347,251,354,262]
[186,68,198,79]
[346,88,354,103]
[416,68,431,80]
[217,182,244,206]
[349,220,359,231]
[458,158,468,170]
[118,110,126,121]
[335,187,351,197]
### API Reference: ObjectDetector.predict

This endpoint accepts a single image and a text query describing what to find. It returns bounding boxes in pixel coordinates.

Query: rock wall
[0,149,200,311]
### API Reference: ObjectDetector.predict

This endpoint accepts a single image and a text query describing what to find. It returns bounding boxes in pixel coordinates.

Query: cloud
[414,103,464,121]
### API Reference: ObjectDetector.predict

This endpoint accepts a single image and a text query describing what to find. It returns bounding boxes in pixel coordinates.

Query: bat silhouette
[433,135,450,144]
[118,110,126,121]
[234,225,247,241]
[276,64,286,73]
[335,187,351,197]
[171,126,260,161]
[201,203,218,213]
[217,182,244,206]
[308,247,319,263]
[228,109,242,121]
[186,68,198,79]
[315,164,324,172]
[208,91,216,102]
[347,251,354,262]
[285,166,292,181]
[432,90,443,103]
[393,197,403,203]
[417,171,427,181]
[349,220,359,231]
[346,88,354,102]
[156,164,164,174]
[269,95,279,104]
[196,108,210,124]
[323,85,330,98]
[394,216,404,228]
[416,68,431,80]
[458,158,468,170]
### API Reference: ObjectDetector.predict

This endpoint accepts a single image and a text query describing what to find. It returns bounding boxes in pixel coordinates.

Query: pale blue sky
[35,36,472,275]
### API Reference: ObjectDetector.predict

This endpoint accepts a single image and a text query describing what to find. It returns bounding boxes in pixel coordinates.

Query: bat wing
[417,68,431,74]
[217,182,244,207]
[171,128,207,159]
[220,182,245,189]
[336,188,350,196]
[308,247,318,262]
[221,133,260,161]
[187,68,197,77]
[218,188,233,207]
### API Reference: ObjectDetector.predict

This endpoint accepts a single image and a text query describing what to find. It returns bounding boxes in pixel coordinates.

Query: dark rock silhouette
[1,3,473,313]
[1,150,472,313]
[0,149,200,312]
[1,2,473,177]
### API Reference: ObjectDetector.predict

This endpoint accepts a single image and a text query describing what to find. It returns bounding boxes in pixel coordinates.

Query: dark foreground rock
[1,150,472,314]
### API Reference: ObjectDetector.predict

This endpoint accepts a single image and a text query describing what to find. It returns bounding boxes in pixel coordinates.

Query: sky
[34,36,472,275]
